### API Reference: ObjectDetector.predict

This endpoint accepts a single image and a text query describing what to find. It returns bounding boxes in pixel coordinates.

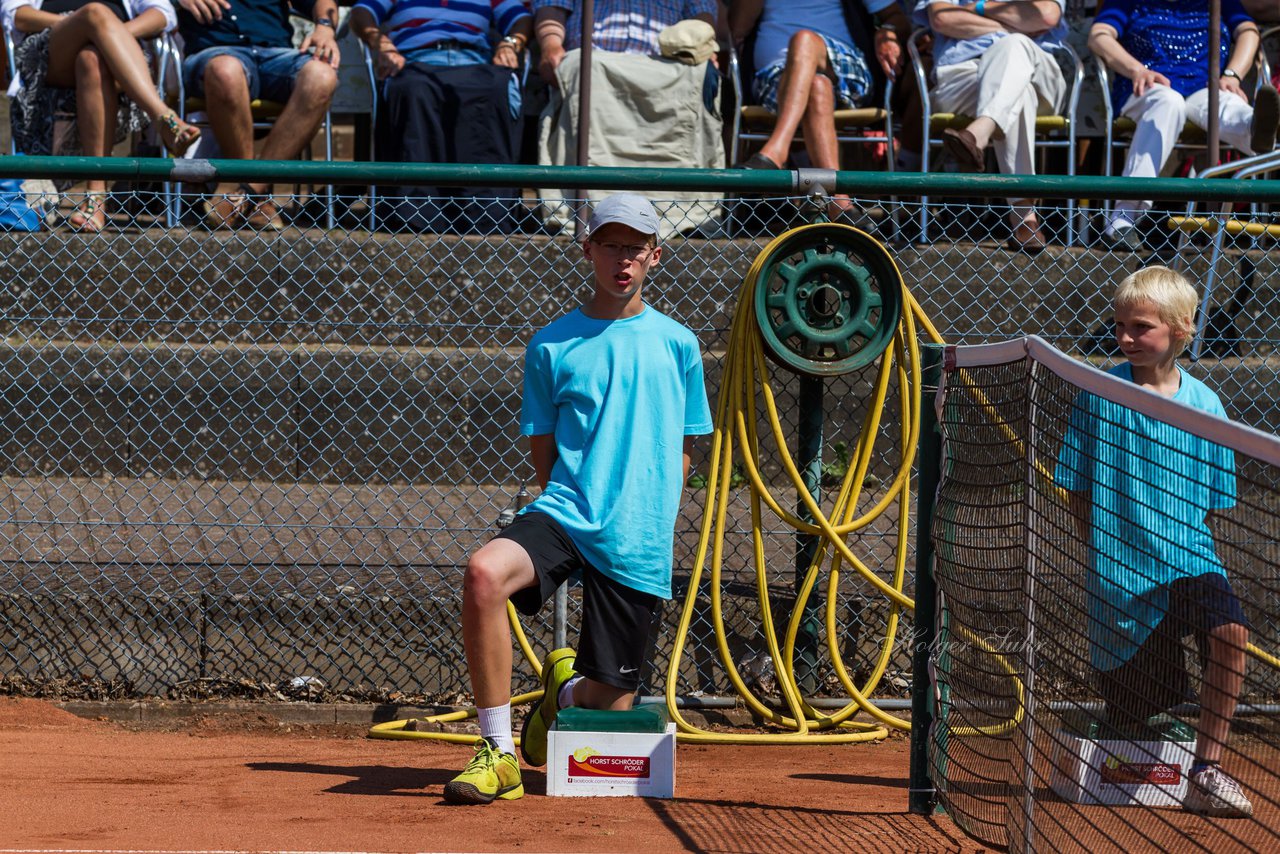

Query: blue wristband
[976,0,986,15]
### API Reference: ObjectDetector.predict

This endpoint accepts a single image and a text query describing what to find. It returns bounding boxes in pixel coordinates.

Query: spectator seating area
[3,0,1280,250]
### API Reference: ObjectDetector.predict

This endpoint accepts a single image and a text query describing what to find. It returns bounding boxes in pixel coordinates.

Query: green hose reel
[753,223,905,377]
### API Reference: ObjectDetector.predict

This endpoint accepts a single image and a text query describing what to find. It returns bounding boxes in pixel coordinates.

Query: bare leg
[757,30,832,168]
[462,539,539,709]
[202,55,256,197]
[965,115,1000,150]
[243,60,337,195]
[796,75,855,214]
[571,679,635,711]
[71,46,114,230]
[1197,622,1248,765]
[47,4,179,126]
[203,58,336,199]
[1009,198,1045,249]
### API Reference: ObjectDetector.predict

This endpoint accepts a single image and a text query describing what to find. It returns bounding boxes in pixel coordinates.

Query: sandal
[238,183,285,231]
[67,191,107,233]
[202,185,248,230]
[158,112,201,157]
[245,193,284,231]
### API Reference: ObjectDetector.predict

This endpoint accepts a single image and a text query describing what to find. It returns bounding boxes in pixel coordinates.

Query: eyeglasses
[590,241,654,259]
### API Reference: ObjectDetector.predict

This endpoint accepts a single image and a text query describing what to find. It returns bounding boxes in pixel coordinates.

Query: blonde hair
[1113,266,1198,354]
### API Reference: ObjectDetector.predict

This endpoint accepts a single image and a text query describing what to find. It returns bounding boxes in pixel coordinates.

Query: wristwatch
[316,17,335,28]
[502,35,524,50]
[1223,69,1241,80]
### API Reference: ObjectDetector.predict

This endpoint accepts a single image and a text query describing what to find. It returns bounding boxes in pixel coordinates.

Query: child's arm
[682,436,696,485]
[528,434,558,491]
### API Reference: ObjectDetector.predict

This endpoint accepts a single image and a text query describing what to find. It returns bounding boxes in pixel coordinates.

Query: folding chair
[4,24,18,156]
[909,29,1084,245]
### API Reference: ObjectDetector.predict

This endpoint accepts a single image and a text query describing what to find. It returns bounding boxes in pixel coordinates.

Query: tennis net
[924,336,1280,853]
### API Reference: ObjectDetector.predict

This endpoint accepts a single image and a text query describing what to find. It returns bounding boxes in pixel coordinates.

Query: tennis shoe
[442,737,523,805]
[1184,765,1253,817]
[520,647,577,767]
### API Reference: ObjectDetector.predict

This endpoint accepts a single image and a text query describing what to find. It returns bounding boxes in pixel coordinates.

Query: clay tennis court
[0,698,987,853]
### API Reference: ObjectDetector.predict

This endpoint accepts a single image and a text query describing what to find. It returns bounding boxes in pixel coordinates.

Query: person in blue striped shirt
[350,0,533,233]
[352,0,531,76]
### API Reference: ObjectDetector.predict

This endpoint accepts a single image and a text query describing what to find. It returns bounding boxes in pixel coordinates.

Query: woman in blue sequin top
[1089,0,1279,248]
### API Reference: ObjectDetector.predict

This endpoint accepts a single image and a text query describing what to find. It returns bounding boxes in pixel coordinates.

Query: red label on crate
[568,751,651,779]
[1100,756,1182,786]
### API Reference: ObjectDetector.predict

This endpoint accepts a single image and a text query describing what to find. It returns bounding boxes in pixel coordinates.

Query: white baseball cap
[587,194,661,238]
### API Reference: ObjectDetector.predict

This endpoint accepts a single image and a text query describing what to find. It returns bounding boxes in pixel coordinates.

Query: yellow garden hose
[664,223,932,744]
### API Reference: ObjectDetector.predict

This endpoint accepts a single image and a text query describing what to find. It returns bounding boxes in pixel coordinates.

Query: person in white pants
[1089,0,1279,250]
[916,0,1069,253]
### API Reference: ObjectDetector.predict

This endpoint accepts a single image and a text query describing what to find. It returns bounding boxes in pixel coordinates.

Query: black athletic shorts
[1098,572,1248,729]
[495,510,659,692]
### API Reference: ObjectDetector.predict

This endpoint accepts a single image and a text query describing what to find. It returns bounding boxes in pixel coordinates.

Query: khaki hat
[658,19,718,66]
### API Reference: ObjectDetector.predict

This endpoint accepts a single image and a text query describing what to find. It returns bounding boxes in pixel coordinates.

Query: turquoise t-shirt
[519,306,714,599]
[1054,363,1235,672]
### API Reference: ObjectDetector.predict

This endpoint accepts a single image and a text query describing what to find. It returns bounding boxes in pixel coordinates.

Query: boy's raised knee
[463,553,512,610]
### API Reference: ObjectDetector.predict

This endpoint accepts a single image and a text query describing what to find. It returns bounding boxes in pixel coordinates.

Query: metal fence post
[794,375,824,694]
[909,343,944,815]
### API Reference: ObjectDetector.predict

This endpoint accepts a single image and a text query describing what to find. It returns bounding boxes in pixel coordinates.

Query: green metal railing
[5,154,1280,201]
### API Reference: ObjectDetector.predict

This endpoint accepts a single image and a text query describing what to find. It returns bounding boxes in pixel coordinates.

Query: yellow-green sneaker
[519,647,577,767]
[442,737,524,805]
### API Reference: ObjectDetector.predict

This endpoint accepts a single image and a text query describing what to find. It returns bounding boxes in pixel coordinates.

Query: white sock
[558,676,582,710]
[477,704,516,755]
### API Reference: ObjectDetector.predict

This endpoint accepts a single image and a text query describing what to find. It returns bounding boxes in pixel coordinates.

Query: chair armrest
[907,28,932,121]
[156,32,185,112]
[3,21,18,86]
[728,43,745,107]
[1045,40,1084,124]
[1092,53,1115,129]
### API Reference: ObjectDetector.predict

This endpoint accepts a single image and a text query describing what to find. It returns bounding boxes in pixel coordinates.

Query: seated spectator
[350,0,533,234]
[1090,0,1280,250]
[4,0,201,232]
[914,0,1068,253]
[534,0,723,236]
[728,0,912,221]
[177,0,340,230]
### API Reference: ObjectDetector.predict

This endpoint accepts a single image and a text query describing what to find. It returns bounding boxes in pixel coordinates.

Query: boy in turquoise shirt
[444,194,713,805]
[1056,265,1252,818]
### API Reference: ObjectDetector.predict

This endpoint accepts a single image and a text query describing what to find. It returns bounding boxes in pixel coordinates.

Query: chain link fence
[1,163,1278,706]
